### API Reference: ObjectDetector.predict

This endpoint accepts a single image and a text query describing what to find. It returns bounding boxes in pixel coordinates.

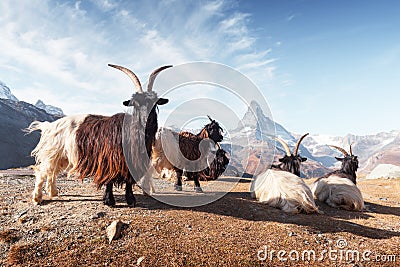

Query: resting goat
[27,64,171,206]
[311,145,364,211]
[146,116,224,193]
[251,133,320,214]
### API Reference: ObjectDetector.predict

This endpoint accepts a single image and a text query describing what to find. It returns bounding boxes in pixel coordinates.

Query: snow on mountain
[227,100,400,177]
[366,164,400,179]
[0,81,19,101]
[0,98,59,169]
[228,100,330,177]
[301,130,400,173]
[35,100,64,117]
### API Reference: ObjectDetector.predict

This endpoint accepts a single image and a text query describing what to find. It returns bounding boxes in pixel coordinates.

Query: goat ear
[335,157,344,162]
[157,98,169,105]
[301,157,307,162]
[123,99,131,106]
[278,158,284,162]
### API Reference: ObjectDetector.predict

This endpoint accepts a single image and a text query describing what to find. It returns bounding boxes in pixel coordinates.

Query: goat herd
[27,64,365,214]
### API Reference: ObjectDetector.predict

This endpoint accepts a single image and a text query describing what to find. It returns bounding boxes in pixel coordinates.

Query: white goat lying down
[251,134,320,214]
[311,145,364,211]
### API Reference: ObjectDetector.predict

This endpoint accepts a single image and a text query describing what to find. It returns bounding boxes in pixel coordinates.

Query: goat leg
[103,182,116,206]
[192,172,203,193]
[125,181,136,207]
[174,169,183,191]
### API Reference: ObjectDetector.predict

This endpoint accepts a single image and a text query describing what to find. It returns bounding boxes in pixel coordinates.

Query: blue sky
[1,0,399,136]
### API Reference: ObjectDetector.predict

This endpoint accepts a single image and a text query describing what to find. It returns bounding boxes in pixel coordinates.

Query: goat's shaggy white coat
[311,175,364,211]
[251,169,320,214]
[27,115,88,204]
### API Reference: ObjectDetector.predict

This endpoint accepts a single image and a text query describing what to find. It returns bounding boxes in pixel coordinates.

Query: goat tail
[299,187,322,214]
[24,121,51,134]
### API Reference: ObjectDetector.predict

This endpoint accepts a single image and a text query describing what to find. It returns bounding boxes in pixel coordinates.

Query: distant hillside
[0,99,61,169]
[0,81,63,169]
[302,131,400,175]
[0,81,19,101]
[35,99,64,116]
[225,101,330,178]
[223,101,399,178]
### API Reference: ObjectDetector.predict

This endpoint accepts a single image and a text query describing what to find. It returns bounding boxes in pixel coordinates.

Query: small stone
[106,220,125,243]
[91,212,106,219]
[18,215,28,224]
[16,209,29,219]
[137,256,145,266]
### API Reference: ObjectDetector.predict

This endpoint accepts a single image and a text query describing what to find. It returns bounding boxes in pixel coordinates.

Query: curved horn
[207,115,213,122]
[274,137,291,156]
[329,145,349,157]
[147,65,173,92]
[216,142,221,150]
[293,133,309,156]
[349,143,354,156]
[108,64,143,93]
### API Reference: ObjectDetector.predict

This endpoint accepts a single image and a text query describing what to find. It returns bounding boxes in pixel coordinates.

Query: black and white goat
[251,134,320,214]
[311,145,364,211]
[143,116,225,193]
[27,64,171,206]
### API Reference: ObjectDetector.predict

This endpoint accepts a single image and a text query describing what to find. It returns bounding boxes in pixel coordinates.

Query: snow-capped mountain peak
[35,100,64,116]
[0,81,19,101]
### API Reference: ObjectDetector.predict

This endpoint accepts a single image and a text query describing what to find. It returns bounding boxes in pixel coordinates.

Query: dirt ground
[0,169,399,267]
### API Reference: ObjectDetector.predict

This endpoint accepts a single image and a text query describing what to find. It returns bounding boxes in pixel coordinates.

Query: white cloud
[0,0,277,117]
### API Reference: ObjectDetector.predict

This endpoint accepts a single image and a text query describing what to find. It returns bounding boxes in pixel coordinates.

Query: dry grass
[0,173,399,266]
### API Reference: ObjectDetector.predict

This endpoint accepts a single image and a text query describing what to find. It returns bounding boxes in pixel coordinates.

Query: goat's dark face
[336,155,359,174]
[205,120,224,143]
[123,93,168,109]
[123,93,168,121]
[203,149,230,180]
[215,149,230,169]
[278,155,307,177]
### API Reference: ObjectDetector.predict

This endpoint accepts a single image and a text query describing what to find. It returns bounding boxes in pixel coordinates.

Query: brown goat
[149,116,224,193]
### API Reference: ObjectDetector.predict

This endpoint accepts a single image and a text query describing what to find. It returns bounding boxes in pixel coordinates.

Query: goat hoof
[126,197,136,207]
[194,187,203,193]
[103,198,116,207]
[174,185,183,191]
[32,195,42,205]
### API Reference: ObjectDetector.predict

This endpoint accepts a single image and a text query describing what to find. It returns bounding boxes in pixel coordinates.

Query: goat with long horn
[251,133,320,214]
[311,144,364,211]
[27,64,172,206]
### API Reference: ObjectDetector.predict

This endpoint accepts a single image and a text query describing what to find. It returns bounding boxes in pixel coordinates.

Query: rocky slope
[0,81,18,101]
[0,171,399,266]
[0,99,60,169]
[224,101,399,178]
[225,101,330,178]
[0,81,62,169]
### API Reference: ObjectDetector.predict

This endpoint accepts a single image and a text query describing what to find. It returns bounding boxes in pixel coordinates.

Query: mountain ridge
[226,100,399,177]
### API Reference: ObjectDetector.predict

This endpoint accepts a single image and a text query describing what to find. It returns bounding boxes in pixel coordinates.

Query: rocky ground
[0,169,399,266]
